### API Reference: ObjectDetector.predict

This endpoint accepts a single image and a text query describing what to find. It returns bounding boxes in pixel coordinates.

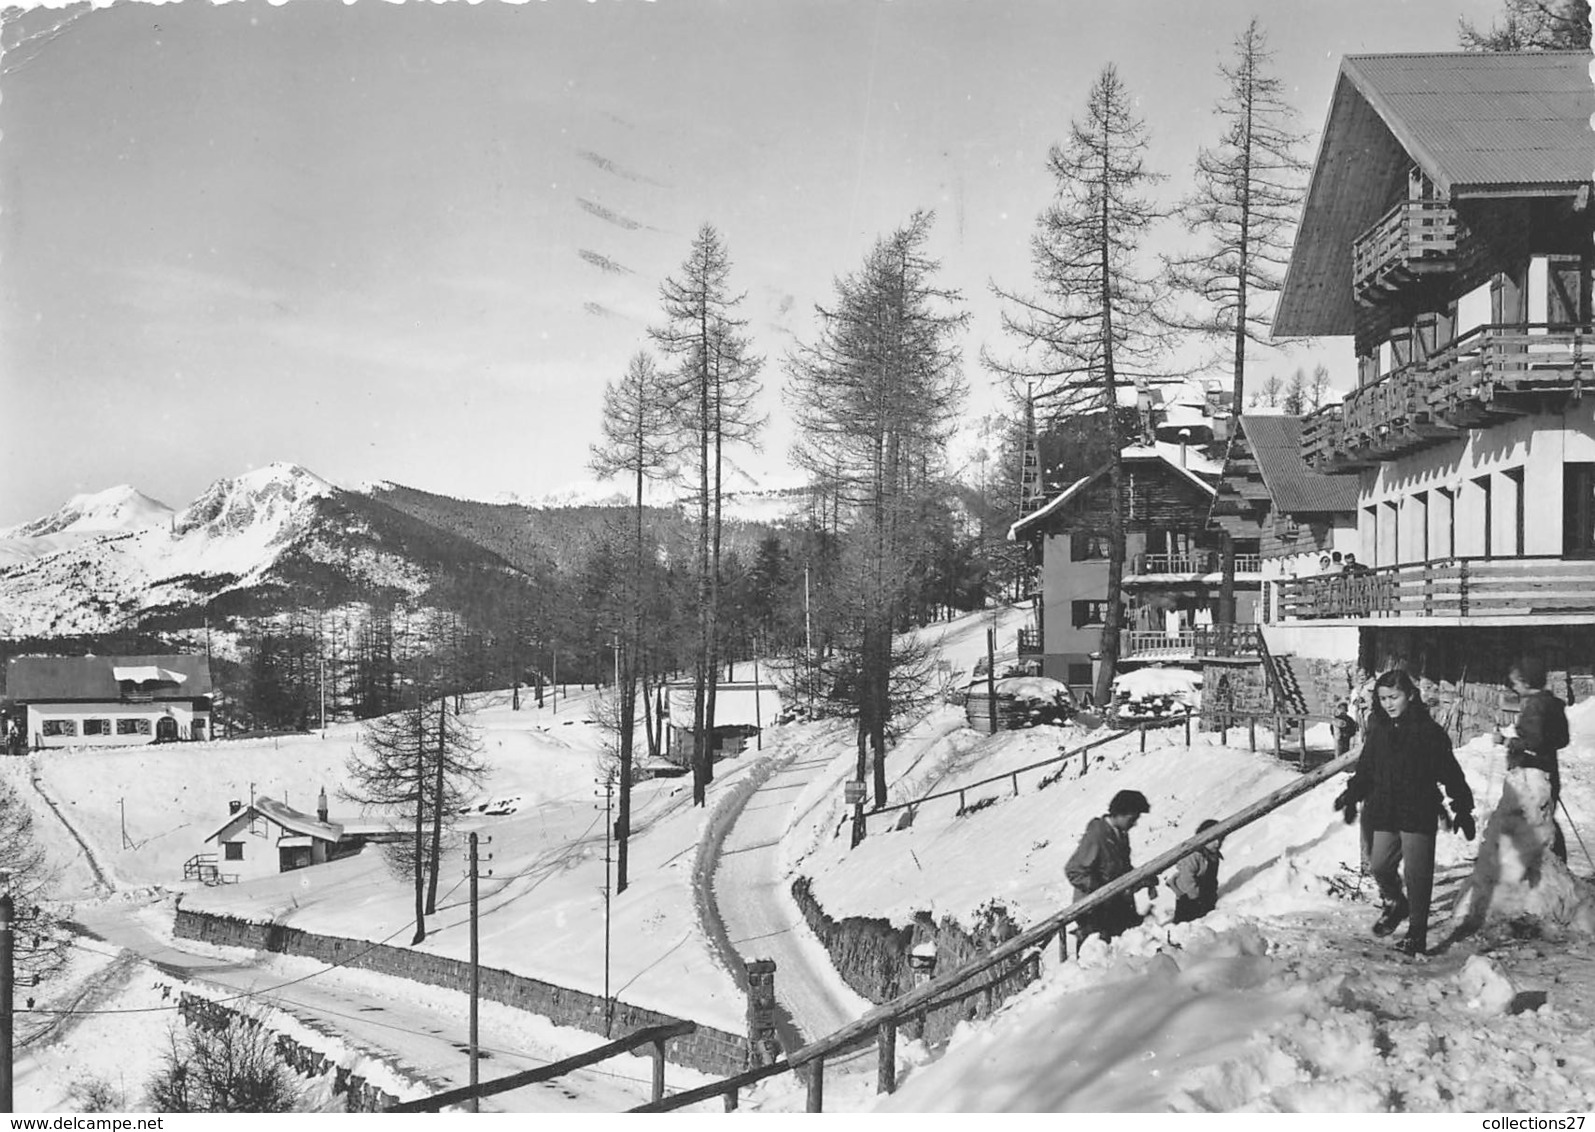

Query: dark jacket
[1510,689,1568,799]
[1170,844,1222,909]
[1346,710,1474,833]
[1065,816,1140,939]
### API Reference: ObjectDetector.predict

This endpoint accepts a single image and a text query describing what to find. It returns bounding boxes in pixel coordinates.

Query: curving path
[706,734,875,1057]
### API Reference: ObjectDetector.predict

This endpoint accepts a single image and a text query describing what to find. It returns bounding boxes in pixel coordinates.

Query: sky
[0,0,1507,528]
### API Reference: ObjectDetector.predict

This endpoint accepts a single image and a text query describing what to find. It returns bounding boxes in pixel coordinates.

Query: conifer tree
[787,210,966,807]
[590,349,678,889]
[649,225,764,805]
[988,65,1168,706]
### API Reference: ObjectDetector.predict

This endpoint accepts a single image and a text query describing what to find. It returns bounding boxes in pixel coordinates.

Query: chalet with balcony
[4,654,213,750]
[1009,444,1264,698]
[1273,49,1595,729]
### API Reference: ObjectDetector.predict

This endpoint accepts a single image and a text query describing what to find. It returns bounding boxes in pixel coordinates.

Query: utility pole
[600,771,614,1037]
[466,833,490,1112]
[2,871,13,1113]
[320,655,327,732]
[752,644,762,751]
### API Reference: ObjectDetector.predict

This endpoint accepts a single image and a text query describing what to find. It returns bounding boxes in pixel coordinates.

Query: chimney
[317,786,328,823]
[229,799,242,814]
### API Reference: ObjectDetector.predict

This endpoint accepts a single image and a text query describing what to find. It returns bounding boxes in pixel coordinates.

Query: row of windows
[1365,462,1595,564]
[41,718,155,737]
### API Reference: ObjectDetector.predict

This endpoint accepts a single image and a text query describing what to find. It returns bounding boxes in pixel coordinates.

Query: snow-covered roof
[206,797,344,845]
[665,682,782,730]
[110,665,187,685]
[6,654,213,701]
[1009,447,1218,541]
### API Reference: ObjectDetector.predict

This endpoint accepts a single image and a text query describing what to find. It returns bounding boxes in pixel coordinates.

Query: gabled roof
[1009,448,1217,541]
[665,682,782,730]
[1240,416,1361,514]
[1276,50,1595,338]
[6,654,214,700]
[206,797,343,844]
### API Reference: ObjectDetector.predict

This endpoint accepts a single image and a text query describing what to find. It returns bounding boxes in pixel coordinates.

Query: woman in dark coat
[1333,669,1475,956]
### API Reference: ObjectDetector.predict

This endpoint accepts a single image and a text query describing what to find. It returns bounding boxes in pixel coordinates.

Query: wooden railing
[1311,323,1592,470]
[867,710,1195,828]
[1016,627,1040,655]
[1351,198,1458,296]
[1129,552,1262,576]
[390,1021,697,1112]
[1191,623,1260,657]
[636,751,1358,1112]
[1276,556,1595,620]
[1120,629,1195,658]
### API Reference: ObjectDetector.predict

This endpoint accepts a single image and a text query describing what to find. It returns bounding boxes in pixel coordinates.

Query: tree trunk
[411,706,427,945]
[425,697,445,916]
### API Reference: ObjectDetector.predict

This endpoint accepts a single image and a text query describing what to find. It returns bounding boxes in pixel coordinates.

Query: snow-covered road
[710,737,875,1054]
[63,898,667,1112]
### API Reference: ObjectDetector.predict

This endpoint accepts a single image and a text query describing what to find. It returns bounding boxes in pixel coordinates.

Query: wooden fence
[1277,556,1595,621]
[635,751,1359,1112]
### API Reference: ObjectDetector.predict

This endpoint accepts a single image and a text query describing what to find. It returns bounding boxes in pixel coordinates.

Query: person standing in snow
[1065,789,1157,942]
[1333,669,1475,956]
[1170,818,1223,923]
[1506,657,1570,862]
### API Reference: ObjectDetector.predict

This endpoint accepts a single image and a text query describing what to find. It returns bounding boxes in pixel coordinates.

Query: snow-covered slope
[0,463,487,636]
[0,485,174,572]
[1,484,173,539]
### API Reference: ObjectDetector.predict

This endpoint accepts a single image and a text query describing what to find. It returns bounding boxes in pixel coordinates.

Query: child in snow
[1170,818,1223,923]
[1506,656,1571,861]
[1332,669,1475,956]
[1065,789,1158,943]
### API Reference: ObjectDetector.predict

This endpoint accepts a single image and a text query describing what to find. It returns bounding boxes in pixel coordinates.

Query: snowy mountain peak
[173,463,334,541]
[2,484,174,539]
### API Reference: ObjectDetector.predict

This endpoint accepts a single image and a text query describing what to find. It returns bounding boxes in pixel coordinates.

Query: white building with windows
[4,654,213,749]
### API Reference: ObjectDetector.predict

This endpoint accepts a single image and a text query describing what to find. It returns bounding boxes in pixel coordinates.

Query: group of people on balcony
[1315,551,1370,576]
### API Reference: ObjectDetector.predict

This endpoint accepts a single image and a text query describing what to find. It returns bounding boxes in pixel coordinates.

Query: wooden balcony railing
[1351,199,1459,299]
[1276,556,1595,621]
[1016,627,1040,656]
[1308,323,1592,471]
[1121,630,1195,658]
[1129,553,1263,576]
[1192,623,1260,657]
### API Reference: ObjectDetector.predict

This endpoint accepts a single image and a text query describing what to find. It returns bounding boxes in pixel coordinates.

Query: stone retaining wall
[174,907,749,1076]
[788,878,1037,1047]
[175,990,399,1112]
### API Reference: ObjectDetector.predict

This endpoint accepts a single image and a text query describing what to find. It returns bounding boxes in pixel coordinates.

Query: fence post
[651,1039,666,1103]
[1185,711,1191,746]
[1011,772,1020,797]
[1248,715,1256,751]
[806,1059,825,1113]
[724,1089,738,1112]
[1139,725,1146,753]
[1273,715,1282,760]
[877,1020,897,1094]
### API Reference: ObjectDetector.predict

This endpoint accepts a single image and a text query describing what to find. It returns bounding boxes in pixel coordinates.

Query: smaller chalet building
[202,788,392,882]
[663,681,782,763]
[1209,415,1362,626]
[5,654,213,750]
[1010,444,1264,696]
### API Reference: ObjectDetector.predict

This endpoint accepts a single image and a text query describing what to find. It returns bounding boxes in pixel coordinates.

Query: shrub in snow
[146,1019,304,1113]
[68,1077,128,1113]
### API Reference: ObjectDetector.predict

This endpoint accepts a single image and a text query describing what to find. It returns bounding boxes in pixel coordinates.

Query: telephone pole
[466,833,491,1111]
[2,877,14,1113]
[600,771,615,1037]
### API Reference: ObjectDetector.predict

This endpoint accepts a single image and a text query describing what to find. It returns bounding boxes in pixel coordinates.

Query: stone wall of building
[173,907,749,1076]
